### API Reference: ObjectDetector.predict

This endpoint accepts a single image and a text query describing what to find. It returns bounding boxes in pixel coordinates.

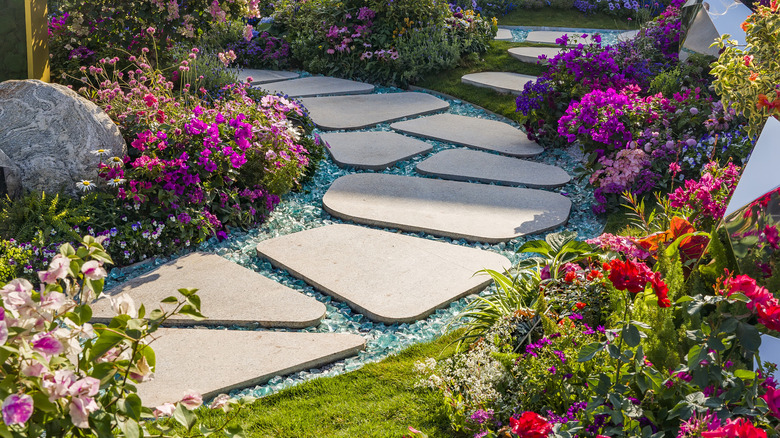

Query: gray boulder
[0,80,126,198]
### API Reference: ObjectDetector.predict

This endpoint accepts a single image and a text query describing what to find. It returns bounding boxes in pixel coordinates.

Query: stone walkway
[113,69,576,405]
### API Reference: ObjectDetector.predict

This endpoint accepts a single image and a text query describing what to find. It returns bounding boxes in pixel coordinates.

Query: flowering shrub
[712,1,780,138]
[0,236,253,436]
[48,0,259,83]
[516,0,684,147]
[76,51,320,245]
[273,0,496,85]
[227,31,292,70]
[668,161,741,230]
[416,174,780,437]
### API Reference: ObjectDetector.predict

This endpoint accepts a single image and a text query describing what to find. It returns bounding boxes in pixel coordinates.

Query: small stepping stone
[256,224,510,323]
[508,46,562,64]
[495,28,513,40]
[416,149,571,188]
[302,92,450,130]
[257,76,374,98]
[236,69,299,85]
[322,173,571,243]
[525,30,582,45]
[138,328,365,406]
[391,113,543,158]
[319,131,432,170]
[617,30,640,42]
[461,72,536,95]
[92,253,326,329]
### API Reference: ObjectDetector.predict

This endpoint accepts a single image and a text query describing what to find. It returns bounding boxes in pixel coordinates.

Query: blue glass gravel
[105,81,606,402]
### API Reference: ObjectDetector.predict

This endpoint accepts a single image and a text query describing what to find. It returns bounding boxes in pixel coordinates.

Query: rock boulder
[0,80,125,198]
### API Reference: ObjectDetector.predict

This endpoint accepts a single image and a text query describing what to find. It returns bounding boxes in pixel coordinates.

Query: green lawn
[498,8,640,29]
[182,331,463,438]
[413,40,546,123]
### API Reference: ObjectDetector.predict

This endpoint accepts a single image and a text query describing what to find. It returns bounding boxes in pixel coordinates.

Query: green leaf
[177,288,199,297]
[578,342,604,362]
[160,296,178,304]
[89,329,125,362]
[687,345,707,369]
[624,324,641,348]
[122,419,141,438]
[179,305,206,320]
[736,322,761,352]
[517,240,552,257]
[173,403,197,431]
[735,369,756,380]
[119,394,143,421]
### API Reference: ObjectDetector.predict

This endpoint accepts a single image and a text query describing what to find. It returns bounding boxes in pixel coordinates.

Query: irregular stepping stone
[508,46,562,64]
[236,69,299,85]
[302,92,450,130]
[257,76,374,98]
[416,149,571,188]
[461,72,536,95]
[92,253,326,329]
[138,328,365,406]
[391,113,543,158]
[495,28,513,40]
[256,224,510,323]
[524,30,583,45]
[319,131,432,170]
[322,173,571,243]
[617,30,640,42]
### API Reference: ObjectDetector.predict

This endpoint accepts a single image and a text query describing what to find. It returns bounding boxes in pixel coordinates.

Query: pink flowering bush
[0,236,252,436]
[668,161,741,230]
[77,51,322,243]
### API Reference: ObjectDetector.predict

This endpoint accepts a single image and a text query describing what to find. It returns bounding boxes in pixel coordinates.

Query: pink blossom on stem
[2,394,33,425]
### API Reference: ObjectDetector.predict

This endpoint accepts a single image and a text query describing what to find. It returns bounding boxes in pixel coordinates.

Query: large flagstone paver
[256,76,374,98]
[256,224,511,323]
[391,113,543,158]
[322,173,571,243]
[495,28,513,40]
[236,69,299,85]
[138,328,365,406]
[508,46,562,64]
[416,149,571,188]
[301,93,450,130]
[320,131,432,170]
[92,253,326,328]
[461,72,536,95]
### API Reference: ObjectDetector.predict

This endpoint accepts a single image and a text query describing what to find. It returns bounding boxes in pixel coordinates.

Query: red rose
[565,271,577,283]
[576,302,587,310]
[701,418,767,438]
[509,412,553,438]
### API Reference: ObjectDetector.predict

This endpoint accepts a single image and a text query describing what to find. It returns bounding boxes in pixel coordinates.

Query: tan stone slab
[391,113,543,158]
[461,72,536,95]
[92,253,326,329]
[138,328,365,406]
[256,224,511,323]
[508,46,562,64]
[301,93,450,130]
[257,76,374,98]
[416,149,571,188]
[319,131,432,170]
[495,28,513,40]
[322,173,571,243]
[235,69,299,85]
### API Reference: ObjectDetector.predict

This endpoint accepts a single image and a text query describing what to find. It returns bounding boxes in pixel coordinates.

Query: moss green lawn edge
[498,8,640,29]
